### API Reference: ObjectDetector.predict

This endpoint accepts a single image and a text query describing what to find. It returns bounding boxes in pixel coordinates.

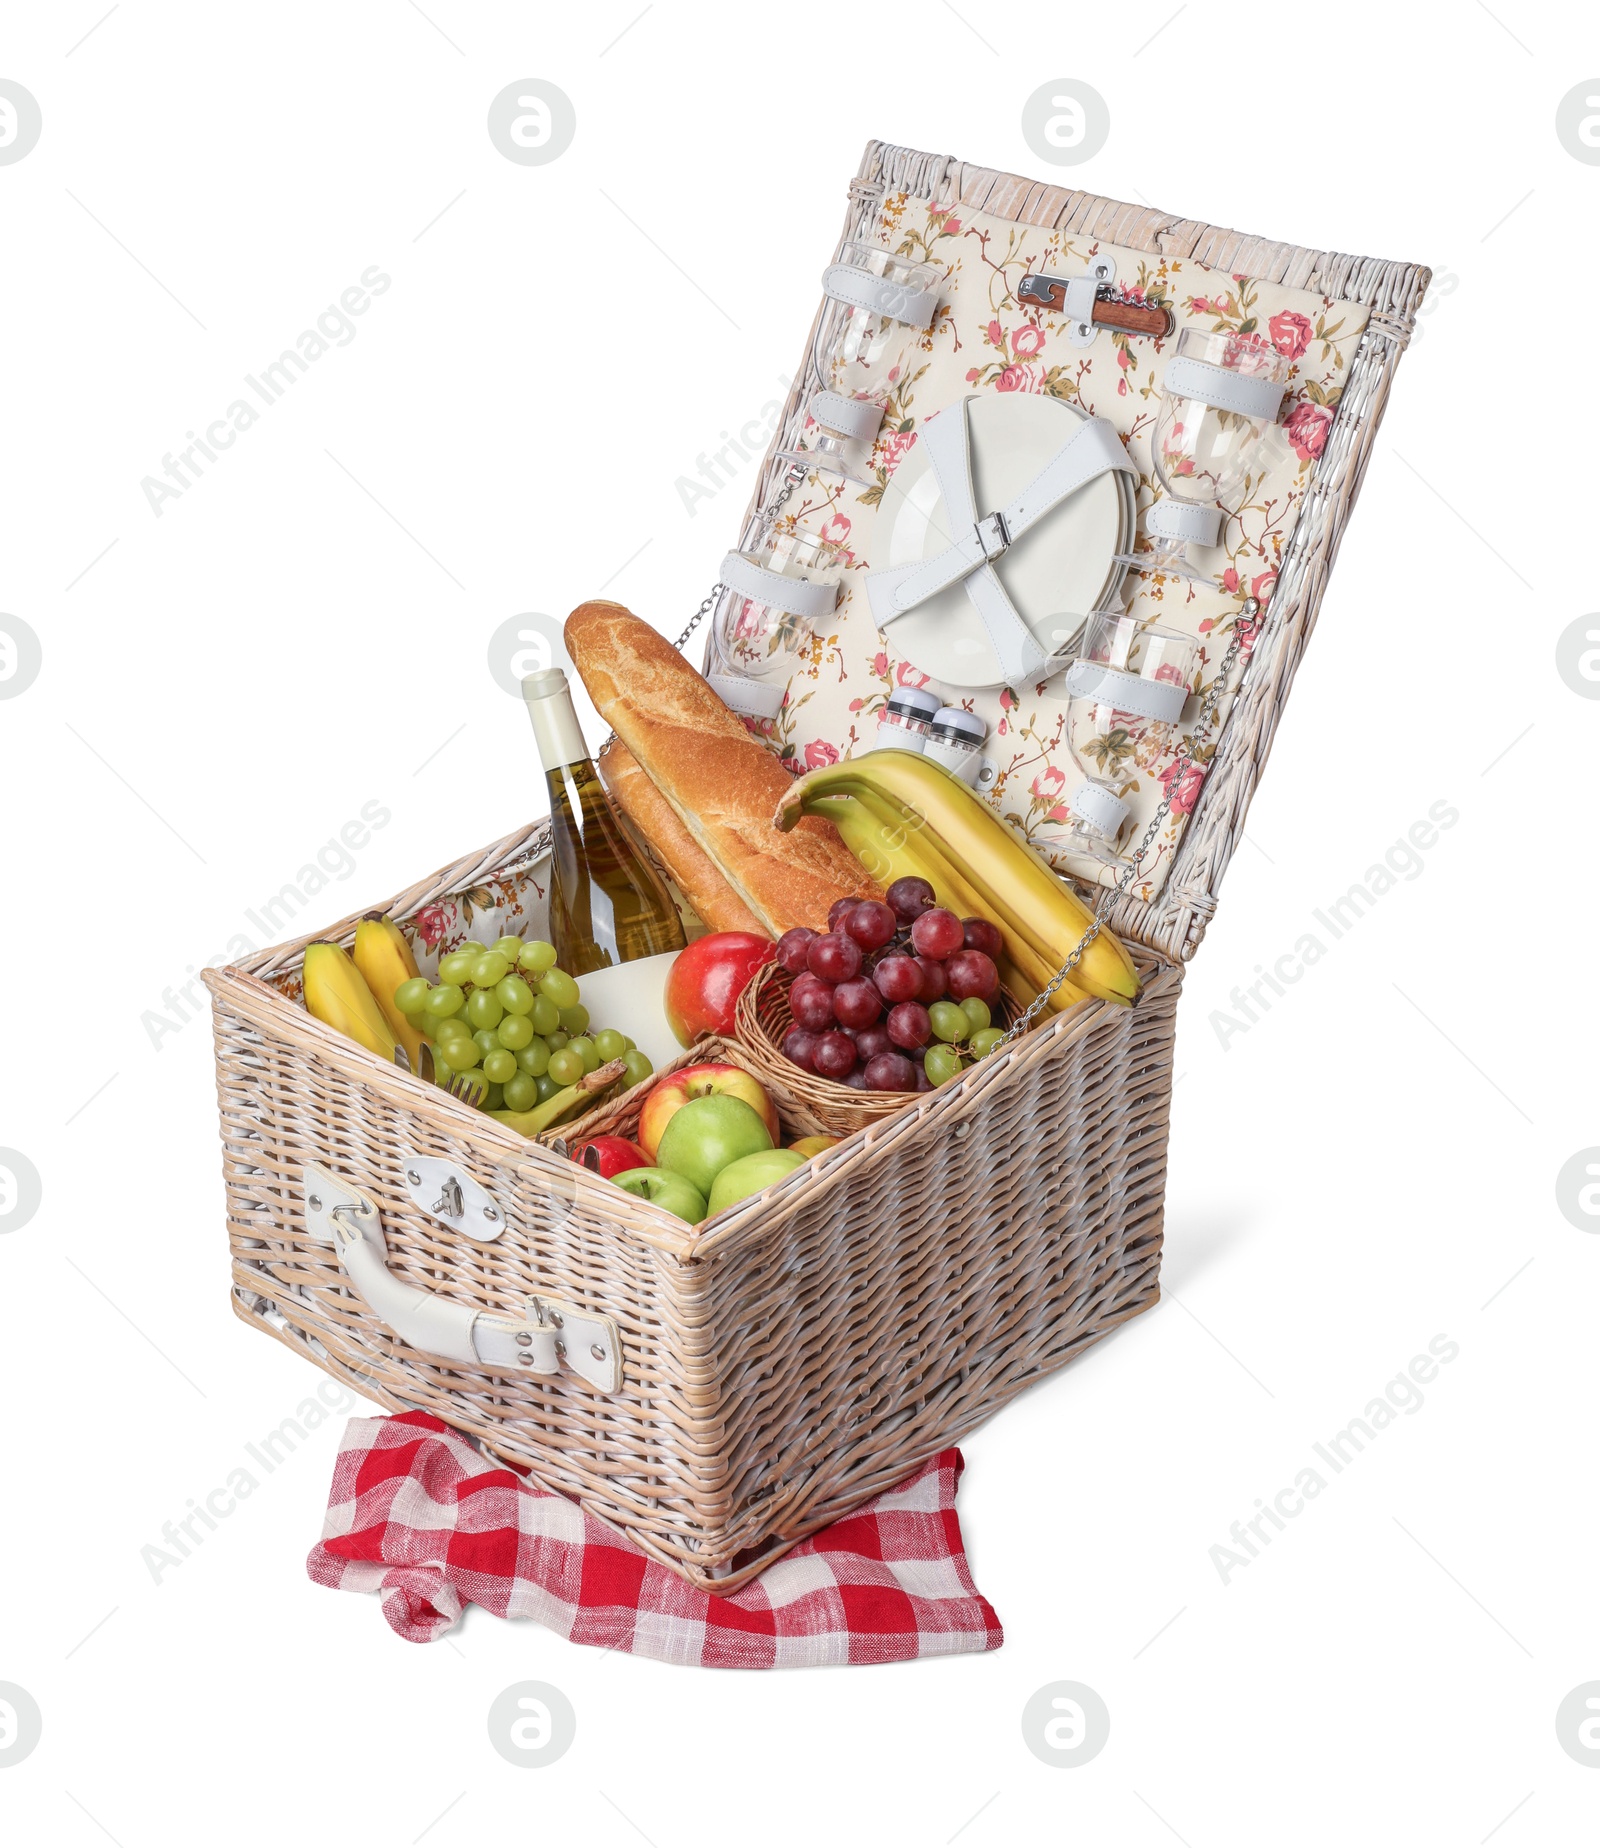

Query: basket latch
[399,1148,506,1241]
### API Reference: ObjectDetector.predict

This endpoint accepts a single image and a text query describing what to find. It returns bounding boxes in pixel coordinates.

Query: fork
[393,1041,485,1108]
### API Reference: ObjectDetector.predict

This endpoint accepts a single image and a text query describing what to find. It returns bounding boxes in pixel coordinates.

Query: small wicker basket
[734,959,1031,1138]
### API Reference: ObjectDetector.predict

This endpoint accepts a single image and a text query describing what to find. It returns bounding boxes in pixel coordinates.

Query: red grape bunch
[774,877,1007,1093]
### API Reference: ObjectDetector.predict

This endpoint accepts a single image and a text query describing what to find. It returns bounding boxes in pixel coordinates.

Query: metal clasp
[399,1149,506,1242]
[974,511,1010,561]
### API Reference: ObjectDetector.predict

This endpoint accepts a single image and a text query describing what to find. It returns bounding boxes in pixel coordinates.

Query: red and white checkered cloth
[308,1410,1002,1668]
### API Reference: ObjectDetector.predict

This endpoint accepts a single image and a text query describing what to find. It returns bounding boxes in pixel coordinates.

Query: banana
[805,789,1090,1014]
[302,941,398,1062]
[492,1059,628,1137]
[352,913,429,1069]
[842,754,1139,1005]
[778,751,1139,1005]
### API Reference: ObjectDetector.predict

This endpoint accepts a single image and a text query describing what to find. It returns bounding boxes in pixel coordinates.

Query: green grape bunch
[391,933,652,1114]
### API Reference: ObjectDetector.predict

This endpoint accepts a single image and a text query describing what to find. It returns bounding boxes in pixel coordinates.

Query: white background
[2,2,1596,1841]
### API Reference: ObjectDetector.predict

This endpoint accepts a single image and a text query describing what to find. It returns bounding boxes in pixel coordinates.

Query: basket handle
[299,1163,621,1393]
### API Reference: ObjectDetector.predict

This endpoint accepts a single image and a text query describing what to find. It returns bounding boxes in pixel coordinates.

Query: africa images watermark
[1209,1334,1460,1586]
[673,376,791,517]
[1211,800,1459,1049]
[140,264,392,517]
[141,1375,359,1585]
[141,799,391,1049]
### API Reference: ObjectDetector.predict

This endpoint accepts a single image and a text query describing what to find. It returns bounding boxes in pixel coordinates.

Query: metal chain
[1000,598,1262,1045]
[670,459,807,659]
[670,580,724,654]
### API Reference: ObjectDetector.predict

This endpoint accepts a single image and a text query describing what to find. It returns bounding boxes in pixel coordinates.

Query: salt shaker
[873,686,942,753]
[924,707,998,790]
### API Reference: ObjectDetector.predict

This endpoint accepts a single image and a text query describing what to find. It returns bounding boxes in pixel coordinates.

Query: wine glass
[1061,613,1198,863]
[706,529,844,720]
[1125,328,1291,580]
[777,244,941,486]
[774,389,885,487]
[825,241,942,393]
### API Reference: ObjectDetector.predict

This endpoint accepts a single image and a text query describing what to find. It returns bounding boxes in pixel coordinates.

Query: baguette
[564,601,880,934]
[599,738,768,938]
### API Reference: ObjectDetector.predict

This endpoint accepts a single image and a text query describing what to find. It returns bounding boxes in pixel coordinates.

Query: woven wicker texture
[207,873,1176,1592]
[733,958,1027,1138]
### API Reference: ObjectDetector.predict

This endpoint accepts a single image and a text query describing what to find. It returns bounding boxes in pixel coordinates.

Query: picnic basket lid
[722,139,1430,963]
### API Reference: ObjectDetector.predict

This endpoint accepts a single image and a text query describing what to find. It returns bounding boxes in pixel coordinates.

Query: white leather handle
[301,1163,621,1393]
[1163,355,1285,422]
[821,262,939,330]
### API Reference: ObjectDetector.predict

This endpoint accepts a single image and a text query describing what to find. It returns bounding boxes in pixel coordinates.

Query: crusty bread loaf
[565,601,880,934]
[599,738,769,938]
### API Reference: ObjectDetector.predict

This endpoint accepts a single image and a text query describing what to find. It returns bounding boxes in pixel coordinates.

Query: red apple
[637,1062,780,1160]
[571,1135,650,1180]
[664,931,775,1046]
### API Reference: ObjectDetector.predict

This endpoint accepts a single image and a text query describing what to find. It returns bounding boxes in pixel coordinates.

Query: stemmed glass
[1061,613,1198,864]
[776,242,941,485]
[705,529,845,721]
[1123,328,1291,580]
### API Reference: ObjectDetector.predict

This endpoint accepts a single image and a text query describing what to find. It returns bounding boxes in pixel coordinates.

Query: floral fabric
[739,191,1369,906]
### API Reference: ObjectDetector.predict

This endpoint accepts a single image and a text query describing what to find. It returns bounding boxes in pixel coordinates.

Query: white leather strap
[822,262,939,330]
[708,671,786,720]
[1146,499,1222,547]
[1068,779,1130,836]
[719,550,838,621]
[1004,416,1132,535]
[1163,355,1285,422]
[1063,659,1189,724]
[811,390,883,442]
[1055,275,1101,328]
[866,401,1134,688]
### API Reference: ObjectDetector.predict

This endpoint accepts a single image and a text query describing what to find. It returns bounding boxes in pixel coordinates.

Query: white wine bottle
[523,669,686,974]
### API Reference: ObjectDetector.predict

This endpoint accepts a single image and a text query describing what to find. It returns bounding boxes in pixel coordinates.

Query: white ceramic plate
[875,393,1130,689]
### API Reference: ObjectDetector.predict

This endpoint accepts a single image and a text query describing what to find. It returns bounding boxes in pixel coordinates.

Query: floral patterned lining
[738,191,1369,906]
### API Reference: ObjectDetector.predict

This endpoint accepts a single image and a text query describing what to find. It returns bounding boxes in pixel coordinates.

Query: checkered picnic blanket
[308,1411,1002,1668]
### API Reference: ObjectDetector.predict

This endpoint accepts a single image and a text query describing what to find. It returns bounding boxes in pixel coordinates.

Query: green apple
[610,1166,707,1225]
[705,1147,808,1217]
[654,1094,773,1196]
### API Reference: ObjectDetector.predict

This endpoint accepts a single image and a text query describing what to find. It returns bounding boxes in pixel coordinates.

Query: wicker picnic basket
[204,141,1427,1594]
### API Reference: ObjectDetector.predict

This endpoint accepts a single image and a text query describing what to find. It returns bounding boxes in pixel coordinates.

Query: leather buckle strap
[974,511,1010,562]
[865,399,1135,688]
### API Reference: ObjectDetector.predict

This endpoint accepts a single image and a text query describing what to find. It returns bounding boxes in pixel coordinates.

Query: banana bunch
[303,914,431,1068]
[302,940,399,1062]
[352,914,428,1069]
[776,749,1139,1009]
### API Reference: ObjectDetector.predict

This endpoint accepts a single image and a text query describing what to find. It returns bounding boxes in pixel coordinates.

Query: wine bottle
[522,669,686,974]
